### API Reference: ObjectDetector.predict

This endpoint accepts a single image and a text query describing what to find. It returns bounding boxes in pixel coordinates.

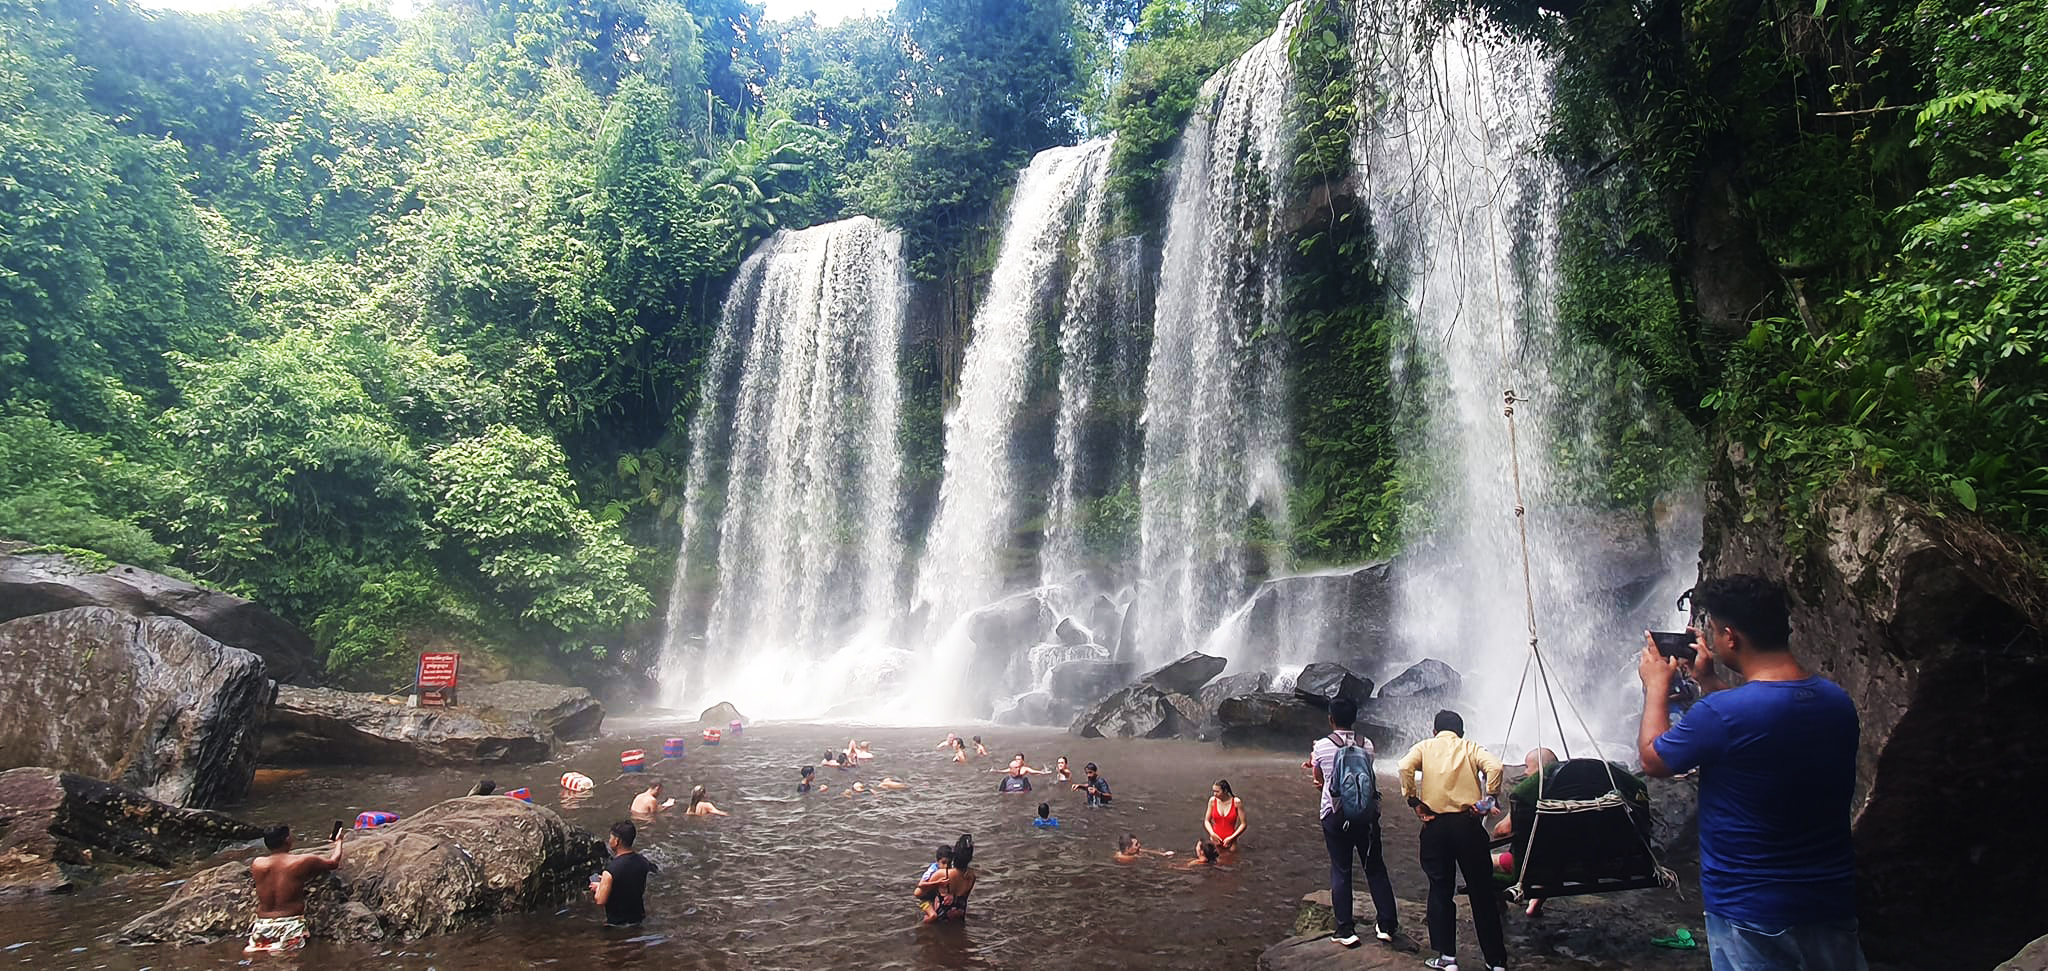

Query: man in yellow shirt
[1398,709,1508,971]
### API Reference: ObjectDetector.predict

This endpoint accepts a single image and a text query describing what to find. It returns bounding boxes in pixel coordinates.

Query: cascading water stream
[1352,9,1696,745]
[657,217,911,719]
[1133,2,1307,672]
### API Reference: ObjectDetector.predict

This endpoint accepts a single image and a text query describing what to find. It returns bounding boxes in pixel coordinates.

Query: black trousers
[1323,812,1397,937]
[1419,811,1507,967]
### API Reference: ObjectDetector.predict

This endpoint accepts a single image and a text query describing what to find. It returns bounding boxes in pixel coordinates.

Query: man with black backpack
[1307,697,1398,948]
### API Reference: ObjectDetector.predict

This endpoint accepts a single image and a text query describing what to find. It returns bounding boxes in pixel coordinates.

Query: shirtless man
[246,824,344,952]
[631,781,677,815]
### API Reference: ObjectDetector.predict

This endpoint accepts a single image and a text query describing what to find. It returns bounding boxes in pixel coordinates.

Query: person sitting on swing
[1489,747,1654,917]
[1491,747,1559,915]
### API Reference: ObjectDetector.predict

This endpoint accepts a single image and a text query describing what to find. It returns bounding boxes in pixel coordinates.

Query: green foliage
[1100,4,1272,226]
[851,0,1089,277]
[429,425,652,649]
[1280,2,1407,562]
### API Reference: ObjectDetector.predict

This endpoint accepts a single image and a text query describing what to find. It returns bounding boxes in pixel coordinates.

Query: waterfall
[914,140,1113,639]
[1040,196,1145,592]
[1134,3,1307,670]
[657,216,911,718]
[1354,14,1695,744]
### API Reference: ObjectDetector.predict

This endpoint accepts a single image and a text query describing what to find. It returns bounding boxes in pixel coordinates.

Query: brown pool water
[0,721,1356,970]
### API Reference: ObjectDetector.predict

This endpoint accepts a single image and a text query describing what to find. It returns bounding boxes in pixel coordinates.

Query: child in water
[914,844,953,904]
[1033,802,1060,828]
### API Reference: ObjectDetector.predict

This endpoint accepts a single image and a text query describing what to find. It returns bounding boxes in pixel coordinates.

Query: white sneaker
[1423,957,1458,970]
[1376,929,1394,942]
[1332,932,1361,947]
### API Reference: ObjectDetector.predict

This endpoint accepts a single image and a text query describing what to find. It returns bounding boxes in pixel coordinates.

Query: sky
[142,0,894,23]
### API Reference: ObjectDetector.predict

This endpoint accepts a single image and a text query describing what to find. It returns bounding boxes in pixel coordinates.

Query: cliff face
[1700,442,2048,967]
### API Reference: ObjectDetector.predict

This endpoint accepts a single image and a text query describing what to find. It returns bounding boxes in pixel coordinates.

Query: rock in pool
[0,767,261,893]
[0,606,268,808]
[261,684,598,765]
[121,795,606,945]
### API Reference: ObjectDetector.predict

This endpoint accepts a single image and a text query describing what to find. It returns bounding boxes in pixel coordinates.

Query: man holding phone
[245,823,344,952]
[1636,574,1866,971]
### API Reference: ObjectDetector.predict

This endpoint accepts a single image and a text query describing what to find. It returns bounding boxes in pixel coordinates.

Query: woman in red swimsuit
[1204,779,1247,849]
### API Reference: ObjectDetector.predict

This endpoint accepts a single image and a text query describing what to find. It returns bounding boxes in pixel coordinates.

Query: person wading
[246,823,344,953]
[1398,708,1508,971]
[1309,696,1397,948]
[593,820,657,926]
[1638,574,1865,971]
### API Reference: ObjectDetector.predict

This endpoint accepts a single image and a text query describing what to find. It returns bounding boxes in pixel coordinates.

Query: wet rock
[1141,650,1227,694]
[2001,934,2048,971]
[1292,662,1374,708]
[463,681,604,740]
[698,701,745,727]
[966,591,1056,657]
[0,607,267,808]
[261,686,559,765]
[1046,659,1133,706]
[1198,671,1272,716]
[1703,450,2048,967]
[1646,773,1699,863]
[121,795,605,945]
[1235,560,1398,670]
[1085,595,1126,655]
[1069,683,1193,739]
[1218,693,1335,749]
[1378,658,1459,698]
[993,691,1071,727]
[0,552,317,684]
[1052,617,1092,646]
[0,767,261,892]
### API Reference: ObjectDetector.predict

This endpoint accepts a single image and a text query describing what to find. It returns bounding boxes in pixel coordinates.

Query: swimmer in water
[847,739,876,762]
[951,738,969,764]
[1174,839,1222,869]
[990,754,1041,793]
[1051,756,1072,784]
[937,732,960,750]
[917,834,976,923]
[798,765,829,794]
[684,785,729,816]
[1113,834,1175,863]
[972,736,989,758]
[843,781,871,798]
[1204,779,1247,850]
[878,777,909,790]
[1033,802,1059,828]
[630,780,677,815]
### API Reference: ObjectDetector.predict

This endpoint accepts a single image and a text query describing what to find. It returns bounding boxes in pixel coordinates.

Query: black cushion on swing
[1490,759,1667,900]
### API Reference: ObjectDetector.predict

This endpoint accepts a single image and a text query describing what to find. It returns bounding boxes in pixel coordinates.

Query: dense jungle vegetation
[1,0,2040,684]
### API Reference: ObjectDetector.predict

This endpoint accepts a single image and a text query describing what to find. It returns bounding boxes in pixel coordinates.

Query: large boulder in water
[1378,658,1459,698]
[120,795,605,945]
[1292,662,1374,709]
[261,686,561,765]
[1047,659,1134,706]
[993,690,1071,727]
[1702,451,2048,967]
[0,767,261,892]
[464,681,604,740]
[698,701,745,727]
[1199,671,1273,716]
[0,607,268,809]
[1232,561,1399,670]
[1219,692,1397,751]
[0,552,318,684]
[1140,651,1227,694]
[1069,683,1196,739]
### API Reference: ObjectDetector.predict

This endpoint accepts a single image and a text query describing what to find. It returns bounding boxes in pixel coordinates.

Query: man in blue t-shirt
[1637,573,1866,971]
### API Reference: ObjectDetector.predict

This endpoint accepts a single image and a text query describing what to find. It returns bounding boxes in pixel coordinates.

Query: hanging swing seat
[1478,758,1677,901]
